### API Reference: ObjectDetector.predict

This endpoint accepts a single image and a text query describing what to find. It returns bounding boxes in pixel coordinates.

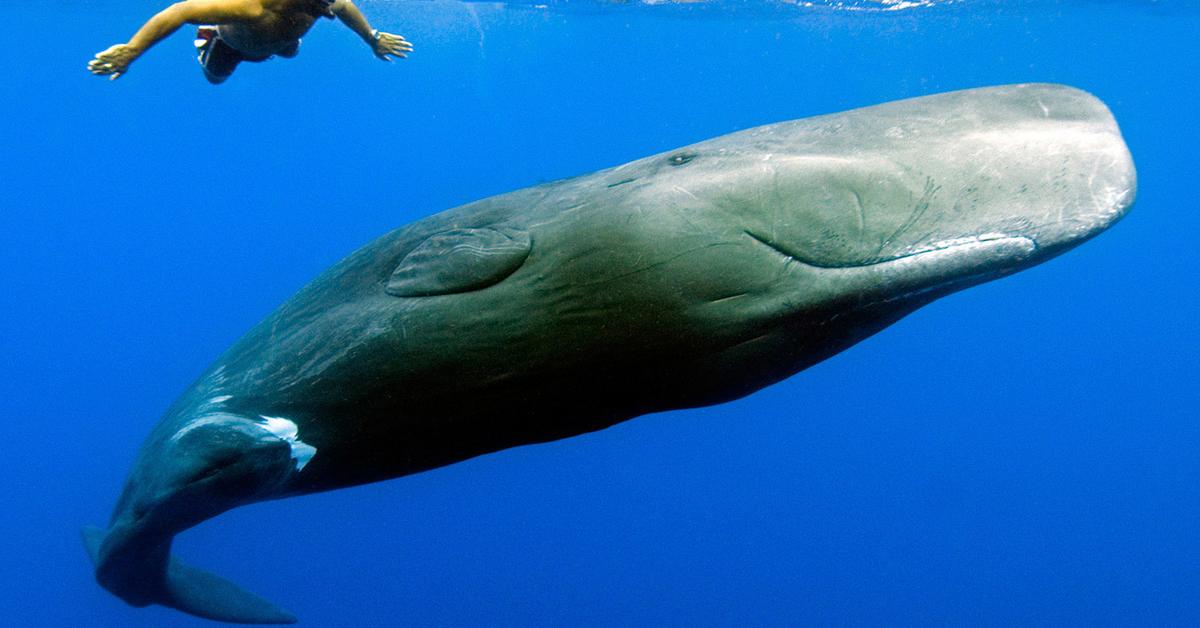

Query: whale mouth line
[743,229,1039,271]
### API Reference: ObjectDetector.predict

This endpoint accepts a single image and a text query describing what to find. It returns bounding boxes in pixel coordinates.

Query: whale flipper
[386,227,532,297]
[160,552,297,624]
[83,526,297,624]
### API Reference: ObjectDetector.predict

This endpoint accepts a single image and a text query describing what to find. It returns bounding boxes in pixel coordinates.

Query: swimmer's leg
[195,26,243,85]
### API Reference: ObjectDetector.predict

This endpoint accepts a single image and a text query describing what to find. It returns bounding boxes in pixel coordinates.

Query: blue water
[2,0,1198,625]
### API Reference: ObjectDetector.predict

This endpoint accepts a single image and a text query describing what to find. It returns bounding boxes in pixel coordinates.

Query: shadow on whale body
[84,84,1135,624]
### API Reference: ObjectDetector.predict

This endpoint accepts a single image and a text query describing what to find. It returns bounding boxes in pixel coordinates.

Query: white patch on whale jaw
[169,412,319,474]
[257,416,317,472]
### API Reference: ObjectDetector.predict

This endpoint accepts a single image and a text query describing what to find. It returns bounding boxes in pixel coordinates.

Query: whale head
[646,83,1132,303]
[556,84,1136,401]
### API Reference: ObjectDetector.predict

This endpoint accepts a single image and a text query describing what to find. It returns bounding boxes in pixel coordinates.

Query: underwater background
[2,0,1198,625]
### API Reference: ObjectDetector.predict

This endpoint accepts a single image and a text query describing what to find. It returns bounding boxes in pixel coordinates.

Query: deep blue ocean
[2,0,1197,625]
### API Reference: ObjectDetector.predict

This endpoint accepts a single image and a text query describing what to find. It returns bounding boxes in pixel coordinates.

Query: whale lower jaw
[864,235,1037,301]
[745,230,1041,311]
[828,235,1041,314]
[746,230,1038,272]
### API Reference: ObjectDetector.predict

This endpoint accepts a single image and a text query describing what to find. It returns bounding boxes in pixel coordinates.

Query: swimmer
[88,0,412,84]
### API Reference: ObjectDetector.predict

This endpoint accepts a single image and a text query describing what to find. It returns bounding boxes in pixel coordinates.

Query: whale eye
[668,152,696,166]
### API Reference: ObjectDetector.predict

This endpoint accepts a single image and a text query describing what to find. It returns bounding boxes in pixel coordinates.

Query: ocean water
[2,0,1197,625]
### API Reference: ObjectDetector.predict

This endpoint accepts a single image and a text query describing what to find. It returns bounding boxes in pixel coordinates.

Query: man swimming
[88,0,412,84]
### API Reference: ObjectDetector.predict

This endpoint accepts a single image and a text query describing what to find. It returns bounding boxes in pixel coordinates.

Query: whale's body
[85,84,1135,624]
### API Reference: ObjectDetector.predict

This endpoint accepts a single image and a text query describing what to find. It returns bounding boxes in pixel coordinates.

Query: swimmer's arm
[330,0,413,61]
[126,0,264,52]
[89,0,265,79]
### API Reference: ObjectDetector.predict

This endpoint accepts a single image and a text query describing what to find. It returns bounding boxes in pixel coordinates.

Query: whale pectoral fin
[386,227,532,297]
[83,526,298,624]
[162,553,298,624]
[81,525,106,564]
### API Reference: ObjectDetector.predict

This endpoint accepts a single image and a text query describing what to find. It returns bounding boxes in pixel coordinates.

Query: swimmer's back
[218,0,333,57]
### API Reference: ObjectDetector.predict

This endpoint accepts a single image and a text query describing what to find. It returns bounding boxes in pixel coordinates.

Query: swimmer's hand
[88,44,140,80]
[372,31,412,61]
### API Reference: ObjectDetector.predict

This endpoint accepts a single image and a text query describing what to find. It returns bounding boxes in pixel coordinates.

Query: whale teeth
[258,416,316,472]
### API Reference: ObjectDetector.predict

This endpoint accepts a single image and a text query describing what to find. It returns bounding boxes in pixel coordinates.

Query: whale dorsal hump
[386,228,532,297]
